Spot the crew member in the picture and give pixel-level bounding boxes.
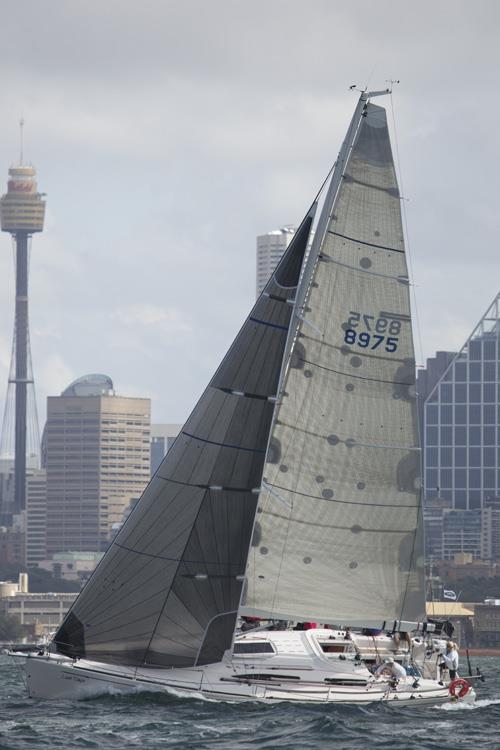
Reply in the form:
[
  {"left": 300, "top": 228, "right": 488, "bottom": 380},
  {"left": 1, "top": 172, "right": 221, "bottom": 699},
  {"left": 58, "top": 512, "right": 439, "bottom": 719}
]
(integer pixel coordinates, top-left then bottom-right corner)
[
  {"left": 393, "top": 630, "right": 412, "bottom": 650},
  {"left": 439, "top": 641, "right": 459, "bottom": 683},
  {"left": 240, "top": 616, "right": 260, "bottom": 632},
  {"left": 374, "top": 657, "right": 407, "bottom": 687}
]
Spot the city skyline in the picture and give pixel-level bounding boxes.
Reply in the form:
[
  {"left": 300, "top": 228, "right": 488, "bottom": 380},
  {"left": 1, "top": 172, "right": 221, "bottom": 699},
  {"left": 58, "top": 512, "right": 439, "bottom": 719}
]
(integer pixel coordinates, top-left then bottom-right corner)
[{"left": 1, "top": 2, "right": 500, "bottom": 430}]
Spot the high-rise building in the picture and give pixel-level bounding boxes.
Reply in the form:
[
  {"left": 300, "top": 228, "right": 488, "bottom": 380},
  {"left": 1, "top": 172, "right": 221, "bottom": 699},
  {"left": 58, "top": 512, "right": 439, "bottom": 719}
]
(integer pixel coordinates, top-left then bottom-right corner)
[
  {"left": 0, "top": 142, "right": 45, "bottom": 519},
  {"left": 418, "top": 292, "right": 500, "bottom": 559},
  {"left": 150, "top": 423, "right": 182, "bottom": 475},
  {"left": 256, "top": 226, "right": 296, "bottom": 297},
  {"left": 45, "top": 374, "right": 150, "bottom": 554},
  {"left": 26, "top": 468, "right": 47, "bottom": 566},
  {"left": 0, "top": 465, "right": 47, "bottom": 566}
]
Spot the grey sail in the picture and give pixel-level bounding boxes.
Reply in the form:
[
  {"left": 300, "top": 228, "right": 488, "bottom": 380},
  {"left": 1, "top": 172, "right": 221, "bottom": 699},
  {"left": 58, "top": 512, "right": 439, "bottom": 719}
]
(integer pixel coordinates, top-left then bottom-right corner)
[
  {"left": 53, "top": 205, "right": 315, "bottom": 667},
  {"left": 242, "top": 101, "right": 426, "bottom": 626}
]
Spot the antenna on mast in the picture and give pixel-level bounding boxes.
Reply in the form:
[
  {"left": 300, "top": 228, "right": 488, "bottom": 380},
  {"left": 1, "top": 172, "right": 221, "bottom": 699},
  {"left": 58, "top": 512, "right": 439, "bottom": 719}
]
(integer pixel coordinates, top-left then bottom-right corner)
[
  {"left": 385, "top": 79, "right": 400, "bottom": 94},
  {"left": 19, "top": 117, "right": 24, "bottom": 165}
]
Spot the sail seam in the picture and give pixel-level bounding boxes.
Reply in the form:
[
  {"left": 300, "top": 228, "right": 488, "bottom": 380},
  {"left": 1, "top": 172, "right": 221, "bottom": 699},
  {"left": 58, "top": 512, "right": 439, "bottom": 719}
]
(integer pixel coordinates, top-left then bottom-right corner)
[
  {"left": 328, "top": 230, "right": 405, "bottom": 254},
  {"left": 114, "top": 542, "right": 243, "bottom": 566},
  {"left": 342, "top": 173, "right": 400, "bottom": 197},
  {"left": 275, "top": 419, "right": 419, "bottom": 452},
  {"left": 298, "top": 357, "right": 414, "bottom": 386},
  {"left": 262, "top": 508, "right": 416, "bottom": 534},
  {"left": 350, "top": 440, "right": 419, "bottom": 451},
  {"left": 265, "top": 481, "right": 419, "bottom": 509},
  {"left": 249, "top": 316, "right": 289, "bottom": 331},
  {"left": 318, "top": 253, "right": 408, "bottom": 281},
  {"left": 182, "top": 430, "right": 266, "bottom": 453}
]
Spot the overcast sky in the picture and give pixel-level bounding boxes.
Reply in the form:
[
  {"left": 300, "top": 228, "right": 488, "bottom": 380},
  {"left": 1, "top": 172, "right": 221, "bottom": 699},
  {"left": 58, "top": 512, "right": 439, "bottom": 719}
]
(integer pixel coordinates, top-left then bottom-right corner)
[{"left": 0, "top": 0, "right": 499, "bottom": 437}]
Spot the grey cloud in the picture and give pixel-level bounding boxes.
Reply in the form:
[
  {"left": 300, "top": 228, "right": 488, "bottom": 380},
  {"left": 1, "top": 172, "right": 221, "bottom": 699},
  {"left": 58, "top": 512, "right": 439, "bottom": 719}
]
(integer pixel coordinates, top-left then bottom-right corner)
[{"left": 0, "top": 0, "right": 500, "bottom": 429}]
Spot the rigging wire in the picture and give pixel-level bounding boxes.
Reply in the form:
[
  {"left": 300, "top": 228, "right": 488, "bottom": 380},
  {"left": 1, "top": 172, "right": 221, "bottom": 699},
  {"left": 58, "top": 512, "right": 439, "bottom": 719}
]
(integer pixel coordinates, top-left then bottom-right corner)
[{"left": 388, "top": 89, "right": 425, "bottom": 371}]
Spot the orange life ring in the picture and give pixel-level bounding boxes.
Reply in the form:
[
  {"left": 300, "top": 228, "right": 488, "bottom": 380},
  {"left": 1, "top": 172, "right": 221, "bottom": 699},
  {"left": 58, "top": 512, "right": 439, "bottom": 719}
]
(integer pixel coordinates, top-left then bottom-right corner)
[{"left": 448, "top": 678, "right": 471, "bottom": 699}]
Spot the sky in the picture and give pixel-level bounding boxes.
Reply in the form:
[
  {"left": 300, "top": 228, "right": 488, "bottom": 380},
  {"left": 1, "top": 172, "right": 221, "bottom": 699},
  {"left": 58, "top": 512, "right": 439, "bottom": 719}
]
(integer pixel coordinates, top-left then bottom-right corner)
[{"left": 0, "top": 0, "right": 499, "bottom": 438}]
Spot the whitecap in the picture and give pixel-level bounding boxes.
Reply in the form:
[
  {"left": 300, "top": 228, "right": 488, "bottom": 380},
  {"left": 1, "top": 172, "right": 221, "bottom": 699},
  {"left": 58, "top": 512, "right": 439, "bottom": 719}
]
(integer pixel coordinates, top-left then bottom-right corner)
[{"left": 439, "top": 697, "right": 500, "bottom": 711}]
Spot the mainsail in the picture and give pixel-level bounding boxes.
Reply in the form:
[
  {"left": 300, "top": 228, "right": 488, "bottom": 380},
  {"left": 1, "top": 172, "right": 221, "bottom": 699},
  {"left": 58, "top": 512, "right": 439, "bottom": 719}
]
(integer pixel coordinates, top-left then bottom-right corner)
[
  {"left": 53, "top": 207, "right": 315, "bottom": 667},
  {"left": 243, "top": 99, "right": 425, "bottom": 626}
]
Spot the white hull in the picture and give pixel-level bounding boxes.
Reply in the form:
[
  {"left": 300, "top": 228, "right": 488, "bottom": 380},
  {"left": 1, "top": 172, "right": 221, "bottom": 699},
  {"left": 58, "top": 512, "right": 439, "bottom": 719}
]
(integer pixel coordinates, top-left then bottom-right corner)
[
  {"left": 21, "top": 629, "right": 473, "bottom": 707},
  {"left": 24, "top": 653, "right": 456, "bottom": 705}
]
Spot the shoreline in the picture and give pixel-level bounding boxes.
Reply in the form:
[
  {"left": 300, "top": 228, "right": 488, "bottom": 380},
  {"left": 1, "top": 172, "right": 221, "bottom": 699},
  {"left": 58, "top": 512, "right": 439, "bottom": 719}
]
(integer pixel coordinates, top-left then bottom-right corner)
[{"left": 460, "top": 648, "right": 500, "bottom": 657}]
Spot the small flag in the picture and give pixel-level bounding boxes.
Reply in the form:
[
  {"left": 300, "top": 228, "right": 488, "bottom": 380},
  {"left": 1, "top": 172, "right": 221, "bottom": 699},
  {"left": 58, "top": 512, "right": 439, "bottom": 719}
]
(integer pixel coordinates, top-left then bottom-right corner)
[{"left": 443, "top": 589, "right": 457, "bottom": 601}]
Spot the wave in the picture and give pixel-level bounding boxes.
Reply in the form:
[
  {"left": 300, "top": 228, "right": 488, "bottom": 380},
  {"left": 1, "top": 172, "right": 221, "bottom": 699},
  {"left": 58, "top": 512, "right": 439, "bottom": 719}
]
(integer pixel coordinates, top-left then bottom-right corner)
[{"left": 440, "top": 696, "right": 500, "bottom": 711}]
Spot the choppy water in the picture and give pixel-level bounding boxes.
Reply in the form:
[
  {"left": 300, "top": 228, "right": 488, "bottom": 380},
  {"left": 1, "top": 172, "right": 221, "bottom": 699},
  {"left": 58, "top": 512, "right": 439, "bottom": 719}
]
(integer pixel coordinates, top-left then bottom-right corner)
[{"left": 0, "top": 655, "right": 499, "bottom": 750}]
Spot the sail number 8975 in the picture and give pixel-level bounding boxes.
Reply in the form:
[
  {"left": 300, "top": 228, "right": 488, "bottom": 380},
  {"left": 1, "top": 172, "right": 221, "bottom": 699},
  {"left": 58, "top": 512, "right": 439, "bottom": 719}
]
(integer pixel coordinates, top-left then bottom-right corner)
[{"left": 343, "top": 311, "right": 401, "bottom": 353}]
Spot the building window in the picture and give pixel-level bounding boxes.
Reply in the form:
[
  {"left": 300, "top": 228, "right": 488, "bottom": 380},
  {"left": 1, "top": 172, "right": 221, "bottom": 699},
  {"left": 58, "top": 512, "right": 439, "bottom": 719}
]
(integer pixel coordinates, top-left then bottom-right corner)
[
  {"left": 427, "top": 405, "right": 439, "bottom": 424},
  {"left": 469, "top": 405, "right": 481, "bottom": 424},
  {"left": 426, "top": 426, "right": 438, "bottom": 445},
  {"left": 441, "top": 384, "right": 453, "bottom": 403},
  {"left": 469, "top": 340, "right": 482, "bottom": 360},
  {"left": 469, "top": 363, "right": 481, "bottom": 381},
  {"left": 441, "top": 426, "right": 453, "bottom": 445},
  {"left": 440, "top": 405, "right": 453, "bottom": 424},
  {"left": 441, "top": 447, "right": 452, "bottom": 466},
  {"left": 454, "top": 362, "right": 467, "bottom": 381},
  {"left": 469, "top": 384, "right": 481, "bottom": 403}
]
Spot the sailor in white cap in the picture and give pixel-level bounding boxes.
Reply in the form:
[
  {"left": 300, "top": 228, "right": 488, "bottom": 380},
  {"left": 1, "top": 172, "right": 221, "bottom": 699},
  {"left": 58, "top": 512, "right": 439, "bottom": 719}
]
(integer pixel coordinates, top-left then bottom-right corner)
[{"left": 374, "top": 656, "right": 407, "bottom": 686}]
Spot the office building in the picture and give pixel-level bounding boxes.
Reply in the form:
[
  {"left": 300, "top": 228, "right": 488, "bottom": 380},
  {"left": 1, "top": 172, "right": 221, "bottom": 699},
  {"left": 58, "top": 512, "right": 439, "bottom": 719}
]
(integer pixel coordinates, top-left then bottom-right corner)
[
  {"left": 0, "top": 466, "right": 47, "bottom": 567},
  {"left": 25, "top": 468, "right": 47, "bottom": 566},
  {"left": 45, "top": 374, "right": 150, "bottom": 554},
  {"left": 418, "top": 292, "right": 500, "bottom": 559},
  {"left": 256, "top": 226, "right": 296, "bottom": 297},
  {"left": 38, "top": 551, "right": 103, "bottom": 583},
  {"left": 0, "top": 521, "right": 25, "bottom": 566},
  {"left": 474, "top": 600, "right": 500, "bottom": 647},
  {"left": 0, "top": 575, "right": 76, "bottom": 638},
  {"left": 150, "top": 423, "right": 182, "bottom": 475}
]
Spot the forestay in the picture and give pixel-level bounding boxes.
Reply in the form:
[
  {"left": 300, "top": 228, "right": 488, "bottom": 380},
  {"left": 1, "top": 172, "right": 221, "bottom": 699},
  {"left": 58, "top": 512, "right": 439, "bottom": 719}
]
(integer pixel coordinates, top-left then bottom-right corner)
[
  {"left": 243, "top": 101, "right": 425, "bottom": 626},
  {"left": 53, "top": 206, "right": 316, "bottom": 667}
]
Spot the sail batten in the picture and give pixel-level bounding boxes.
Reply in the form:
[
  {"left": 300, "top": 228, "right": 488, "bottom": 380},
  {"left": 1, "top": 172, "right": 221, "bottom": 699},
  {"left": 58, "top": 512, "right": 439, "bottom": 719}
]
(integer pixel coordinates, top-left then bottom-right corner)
[{"left": 328, "top": 230, "right": 406, "bottom": 254}]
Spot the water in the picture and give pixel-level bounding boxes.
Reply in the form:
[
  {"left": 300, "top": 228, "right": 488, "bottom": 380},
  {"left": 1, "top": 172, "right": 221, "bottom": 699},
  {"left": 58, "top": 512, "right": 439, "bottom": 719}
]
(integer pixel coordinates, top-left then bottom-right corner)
[{"left": 0, "top": 655, "right": 499, "bottom": 750}]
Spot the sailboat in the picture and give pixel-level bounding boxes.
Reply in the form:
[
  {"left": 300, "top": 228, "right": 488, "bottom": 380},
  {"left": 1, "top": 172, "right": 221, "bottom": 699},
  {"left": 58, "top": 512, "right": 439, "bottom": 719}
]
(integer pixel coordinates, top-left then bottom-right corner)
[{"left": 20, "top": 90, "right": 478, "bottom": 705}]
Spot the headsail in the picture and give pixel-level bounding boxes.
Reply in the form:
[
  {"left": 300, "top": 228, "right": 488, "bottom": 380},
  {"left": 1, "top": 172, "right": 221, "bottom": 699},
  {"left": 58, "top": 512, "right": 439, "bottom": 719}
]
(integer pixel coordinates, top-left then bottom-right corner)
[
  {"left": 243, "top": 99, "right": 425, "bottom": 626},
  {"left": 54, "top": 206, "right": 316, "bottom": 667}
]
